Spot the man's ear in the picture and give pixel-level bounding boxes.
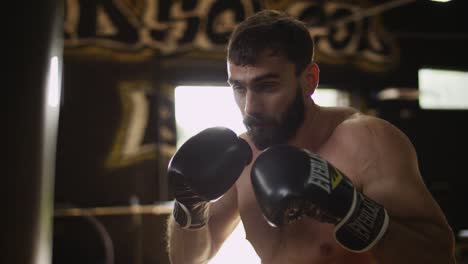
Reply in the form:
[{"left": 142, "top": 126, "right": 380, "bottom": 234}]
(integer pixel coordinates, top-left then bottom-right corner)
[{"left": 302, "top": 63, "right": 320, "bottom": 97}]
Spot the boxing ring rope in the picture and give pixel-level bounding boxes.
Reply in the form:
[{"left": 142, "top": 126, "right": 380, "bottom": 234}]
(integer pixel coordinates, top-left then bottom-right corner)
[{"left": 54, "top": 201, "right": 174, "bottom": 217}]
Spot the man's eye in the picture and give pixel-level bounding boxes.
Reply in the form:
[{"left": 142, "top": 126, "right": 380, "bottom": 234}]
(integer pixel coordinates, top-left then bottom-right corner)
[{"left": 258, "top": 83, "right": 277, "bottom": 91}]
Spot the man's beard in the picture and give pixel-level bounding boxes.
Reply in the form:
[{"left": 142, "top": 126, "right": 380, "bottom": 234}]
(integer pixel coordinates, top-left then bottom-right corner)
[{"left": 243, "top": 86, "right": 305, "bottom": 150}]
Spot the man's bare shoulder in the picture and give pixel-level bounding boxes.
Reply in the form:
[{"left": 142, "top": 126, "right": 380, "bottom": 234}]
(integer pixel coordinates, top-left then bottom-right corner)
[
  {"left": 329, "top": 112, "right": 419, "bottom": 181},
  {"left": 324, "top": 111, "right": 372, "bottom": 150},
  {"left": 325, "top": 112, "right": 415, "bottom": 165},
  {"left": 333, "top": 112, "right": 411, "bottom": 149}
]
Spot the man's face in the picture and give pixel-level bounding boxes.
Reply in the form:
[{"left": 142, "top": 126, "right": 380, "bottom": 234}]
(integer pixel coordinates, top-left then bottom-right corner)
[{"left": 227, "top": 52, "right": 306, "bottom": 150}]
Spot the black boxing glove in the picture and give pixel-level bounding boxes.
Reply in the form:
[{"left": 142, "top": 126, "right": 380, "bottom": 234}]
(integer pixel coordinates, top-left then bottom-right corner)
[
  {"left": 251, "top": 144, "right": 389, "bottom": 252},
  {"left": 168, "top": 127, "right": 252, "bottom": 229}
]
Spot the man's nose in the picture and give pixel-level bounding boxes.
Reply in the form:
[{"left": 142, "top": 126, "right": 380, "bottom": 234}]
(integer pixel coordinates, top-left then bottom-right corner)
[{"left": 244, "top": 90, "right": 261, "bottom": 116}]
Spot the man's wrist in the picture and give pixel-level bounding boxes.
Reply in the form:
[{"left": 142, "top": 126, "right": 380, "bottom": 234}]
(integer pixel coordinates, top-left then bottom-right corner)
[
  {"left": 334, "top": 190, "right": 389, "bottom": 252},
  {"left": 173, "top": 200, "right": 210, "bottom": 229}
]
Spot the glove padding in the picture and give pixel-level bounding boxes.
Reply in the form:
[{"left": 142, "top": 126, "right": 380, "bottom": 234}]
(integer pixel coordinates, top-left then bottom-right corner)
[
  {"left": 251, "top": 144, "right": 389, "bottom": 252},
  {"left": 168, "top": 127, "right": 252, "bottom": 229}
]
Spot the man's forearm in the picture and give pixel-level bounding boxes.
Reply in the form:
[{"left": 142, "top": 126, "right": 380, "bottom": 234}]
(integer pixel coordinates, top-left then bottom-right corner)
[
  {"left": 167, "top": 216, "right": 212, "bottom": 264},
  {"left": 372, "top": 218, "right": 455, "bottom": 264}
]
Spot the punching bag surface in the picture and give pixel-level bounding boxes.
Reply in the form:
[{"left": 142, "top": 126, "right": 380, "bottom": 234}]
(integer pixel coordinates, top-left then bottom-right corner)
[{"left": 7, "top": 0, "right": 63, "bottom": 263}]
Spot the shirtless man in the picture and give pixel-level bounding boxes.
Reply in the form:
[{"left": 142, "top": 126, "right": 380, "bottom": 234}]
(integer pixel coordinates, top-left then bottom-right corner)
[{"left": 166, "top": 10, "right": 455, "bottom": 264}]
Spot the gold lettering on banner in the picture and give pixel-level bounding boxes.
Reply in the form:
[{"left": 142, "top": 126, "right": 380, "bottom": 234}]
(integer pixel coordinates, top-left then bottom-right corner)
[
  {"left": 64, "top": 0, "right": 398, "bottom": 71},
  {"left": 261, "top": 0, "right": 295, "bottom": 10},
  {"left": 285, "top": 1, "right": 397, "bottom": 72},
  {"left": 106, "top": 81, "right": 157, "bottom": 168}
]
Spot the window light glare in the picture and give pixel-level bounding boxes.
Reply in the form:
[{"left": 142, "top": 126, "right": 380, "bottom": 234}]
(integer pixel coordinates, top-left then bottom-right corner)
[
  {"left": 313, "top": 88, "right": 350, "bottom": 107},
  {"left": 459, "top": 229, "right": 468, "bottom": 238},
  {"left": 47, "top": 56, "right": 60, "bottom": 108},
  {"left": 174, "top": 86, "right": 245, "bottom": 147},
  {"left": 418, "top": 68, "right": 468, "bottom": 110}
]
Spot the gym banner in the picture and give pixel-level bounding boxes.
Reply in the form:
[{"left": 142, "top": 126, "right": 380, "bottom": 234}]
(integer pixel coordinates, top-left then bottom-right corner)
[
  {"left": 56, "top": 0, "right": 399, "bottom": 206},
  {"left": 64, "top": 0, "right": 399, "bottom": 71}
]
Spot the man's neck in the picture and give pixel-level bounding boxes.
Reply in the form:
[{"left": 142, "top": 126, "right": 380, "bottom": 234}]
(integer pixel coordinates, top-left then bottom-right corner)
[{"left": 289, "top": 101, "right": 326, "bottom": 151}]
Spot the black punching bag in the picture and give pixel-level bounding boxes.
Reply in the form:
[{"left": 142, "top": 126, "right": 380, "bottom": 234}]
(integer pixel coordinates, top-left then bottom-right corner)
[{"left": 6, "top": 0, "right": 63, "bottom": 263}]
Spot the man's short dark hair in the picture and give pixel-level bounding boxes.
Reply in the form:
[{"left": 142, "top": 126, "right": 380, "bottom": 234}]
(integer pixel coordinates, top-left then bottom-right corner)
[{"left": 227, "top": 9, "right": 314, "bottom": 75}]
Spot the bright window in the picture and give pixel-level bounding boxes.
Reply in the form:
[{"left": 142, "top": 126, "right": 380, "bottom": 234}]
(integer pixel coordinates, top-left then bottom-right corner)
[{"left": 419, "top": 68, "right": 468, "bottom": 110}]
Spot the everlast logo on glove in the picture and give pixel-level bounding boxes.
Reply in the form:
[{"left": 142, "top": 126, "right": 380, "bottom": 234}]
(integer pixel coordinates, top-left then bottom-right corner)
[
  {"left": 306, "top": 152, "right": 331, "bottom": 193},
  {"left": 334, "top": 192, "right": 389, "bottom": 252},
  {"left": 305, "top": 151, "right": 345, "bottom": 194},
  {"left": 346, "top": 195, "right": 383, "bottom": 242}
]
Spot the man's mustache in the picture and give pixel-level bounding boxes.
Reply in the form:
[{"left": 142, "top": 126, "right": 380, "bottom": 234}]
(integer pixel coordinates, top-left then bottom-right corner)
[{"left": 243, "top": 114, "right": 276, "bottom": 128}]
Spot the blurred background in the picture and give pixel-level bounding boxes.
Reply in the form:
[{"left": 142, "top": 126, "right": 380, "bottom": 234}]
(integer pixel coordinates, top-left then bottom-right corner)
[{"left": 8, "top": 0, "right": 467, "bottom": 263}]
